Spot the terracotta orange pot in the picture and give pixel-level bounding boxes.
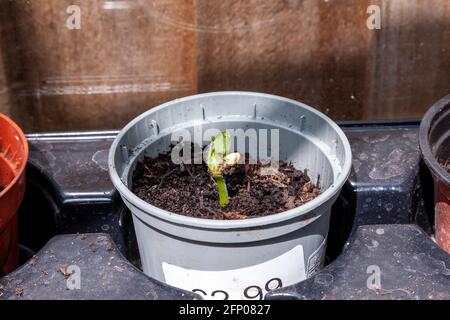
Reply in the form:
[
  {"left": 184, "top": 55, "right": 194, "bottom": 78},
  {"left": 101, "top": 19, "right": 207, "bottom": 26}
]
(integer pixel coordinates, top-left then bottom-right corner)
[
  {"left": 419, "top": 95, "right": 450, "bottom": 254},
  {"left": 0, "top": 113, "right": 28, "bottom": 276}
]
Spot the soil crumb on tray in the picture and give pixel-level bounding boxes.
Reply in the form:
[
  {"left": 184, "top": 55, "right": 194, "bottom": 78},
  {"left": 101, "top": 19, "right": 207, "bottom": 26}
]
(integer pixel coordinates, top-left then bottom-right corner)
[{"left": 132, "top": 147, "right": 321, "bottom": 220}]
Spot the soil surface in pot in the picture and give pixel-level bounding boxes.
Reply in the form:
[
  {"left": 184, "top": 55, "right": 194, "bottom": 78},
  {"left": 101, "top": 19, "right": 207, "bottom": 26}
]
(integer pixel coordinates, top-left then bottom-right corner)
[{"left": 132, "top": 146, "right": 321, "bottom": 220}]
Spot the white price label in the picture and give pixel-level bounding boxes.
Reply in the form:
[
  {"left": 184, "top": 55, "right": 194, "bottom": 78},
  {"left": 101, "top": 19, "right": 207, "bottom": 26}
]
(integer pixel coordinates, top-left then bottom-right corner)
[{"left": 162, "top": 245, "right": 306, "bottom": 300}]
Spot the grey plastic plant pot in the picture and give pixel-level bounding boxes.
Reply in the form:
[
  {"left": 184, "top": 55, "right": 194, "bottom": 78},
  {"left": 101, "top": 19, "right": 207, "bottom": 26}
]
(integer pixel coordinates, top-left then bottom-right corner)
[{"left": 109, "top": 92, "right": 352, "bottom": 300}]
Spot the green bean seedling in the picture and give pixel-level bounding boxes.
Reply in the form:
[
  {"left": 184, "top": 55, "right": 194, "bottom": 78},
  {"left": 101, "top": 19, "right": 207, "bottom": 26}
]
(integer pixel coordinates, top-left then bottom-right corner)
[{"left": 207, "top": 130, "right": 240, "bottom": 207}]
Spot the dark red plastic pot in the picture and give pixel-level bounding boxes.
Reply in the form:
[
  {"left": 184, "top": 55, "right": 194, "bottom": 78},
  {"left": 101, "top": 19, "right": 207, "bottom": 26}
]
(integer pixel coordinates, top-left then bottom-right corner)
[
  {"left": 0, "top": 113, "right": 28, "bottom": 276},
  {"left": 419, "top": 95, "right": 450, "bottom": 254}
]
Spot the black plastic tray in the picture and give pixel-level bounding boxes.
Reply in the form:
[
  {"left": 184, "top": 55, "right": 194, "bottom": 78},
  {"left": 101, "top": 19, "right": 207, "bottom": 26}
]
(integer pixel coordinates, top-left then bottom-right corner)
[{"left": 1, "top": 121, "right": 449, "bottom": 300}]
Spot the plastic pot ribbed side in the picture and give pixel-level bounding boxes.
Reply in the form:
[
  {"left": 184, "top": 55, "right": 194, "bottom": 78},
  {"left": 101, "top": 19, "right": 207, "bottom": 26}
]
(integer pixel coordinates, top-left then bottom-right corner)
[
  {"left": 0, "top": 114, "right": 28, "bottom": 276},
  {"left": 109, "top": 92, "right": 352, "bottom": 299},
  {"left": 419, "top": 95, "right": 450, "bottom": 254}
]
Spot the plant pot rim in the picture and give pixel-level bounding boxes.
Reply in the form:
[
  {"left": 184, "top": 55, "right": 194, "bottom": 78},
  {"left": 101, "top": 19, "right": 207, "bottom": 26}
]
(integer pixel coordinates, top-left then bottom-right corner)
[
  {"left": 419, "top": 94, "right": 450, "bottom": 187},
  {"left": 0, "top": 113, "right": 28, "bottom": 198},
  {"left": 109, "top": 91, "right": 352, "bottom": 229}
]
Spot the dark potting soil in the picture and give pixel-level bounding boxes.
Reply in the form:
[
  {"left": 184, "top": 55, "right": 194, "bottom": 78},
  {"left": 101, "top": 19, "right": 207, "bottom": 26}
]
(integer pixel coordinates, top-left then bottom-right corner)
[{"left": 132, "top": 146, "right": 321, "bottom": 220}]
